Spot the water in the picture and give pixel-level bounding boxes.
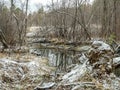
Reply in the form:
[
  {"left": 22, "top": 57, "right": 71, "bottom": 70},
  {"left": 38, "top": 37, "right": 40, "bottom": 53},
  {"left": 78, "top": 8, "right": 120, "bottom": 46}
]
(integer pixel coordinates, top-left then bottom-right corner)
[{"left": 31, "top": 48, "right": 79, "bottom": 71}]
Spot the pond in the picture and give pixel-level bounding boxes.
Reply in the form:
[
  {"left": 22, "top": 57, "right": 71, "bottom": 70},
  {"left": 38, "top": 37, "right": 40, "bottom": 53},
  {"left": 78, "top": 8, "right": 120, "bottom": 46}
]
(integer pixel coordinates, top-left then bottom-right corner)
[
  {"left": 31, "top": 48, "right": 80, "bottom": 72},
  {"left": 29, "top": 42, "right": 91, "bottom": 72}
]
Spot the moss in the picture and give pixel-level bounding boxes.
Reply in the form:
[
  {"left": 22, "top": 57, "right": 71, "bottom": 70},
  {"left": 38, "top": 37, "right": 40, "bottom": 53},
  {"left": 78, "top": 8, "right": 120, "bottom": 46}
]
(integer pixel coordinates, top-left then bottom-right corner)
[{"left": 108, "top": 34, "right": 116, "bottom": 45}]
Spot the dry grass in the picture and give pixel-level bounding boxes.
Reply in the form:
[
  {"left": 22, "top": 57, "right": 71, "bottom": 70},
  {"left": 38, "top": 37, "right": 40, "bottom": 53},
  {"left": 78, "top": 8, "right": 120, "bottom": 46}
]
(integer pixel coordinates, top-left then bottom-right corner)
[{"left": 0, "top": 53, "right": 8, "bottom": 58}]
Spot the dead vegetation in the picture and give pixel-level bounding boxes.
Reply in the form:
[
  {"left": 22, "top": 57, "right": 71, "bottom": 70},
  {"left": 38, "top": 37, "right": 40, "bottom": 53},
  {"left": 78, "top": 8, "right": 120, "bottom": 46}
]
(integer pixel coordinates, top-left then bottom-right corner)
[
  {"left": 0, "top": 0, "right": 120, "bottom": 90},
  {"left": 54, "top": 41, "right": 120, "bottom": 90}
]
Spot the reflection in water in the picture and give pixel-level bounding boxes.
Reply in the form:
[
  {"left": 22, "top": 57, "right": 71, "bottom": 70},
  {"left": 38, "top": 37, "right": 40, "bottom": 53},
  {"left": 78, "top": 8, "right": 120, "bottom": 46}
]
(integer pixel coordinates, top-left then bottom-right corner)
[{"left": 35, "top": 48, "right": 78, "bottom": 71}]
